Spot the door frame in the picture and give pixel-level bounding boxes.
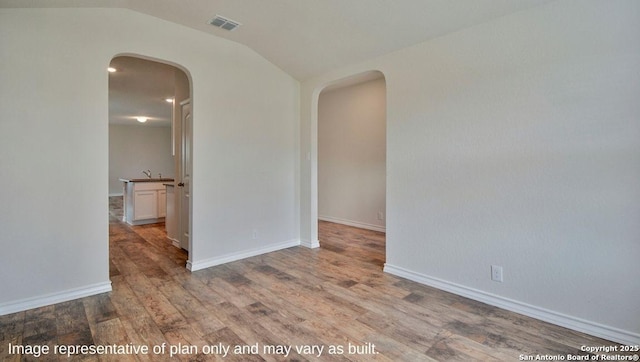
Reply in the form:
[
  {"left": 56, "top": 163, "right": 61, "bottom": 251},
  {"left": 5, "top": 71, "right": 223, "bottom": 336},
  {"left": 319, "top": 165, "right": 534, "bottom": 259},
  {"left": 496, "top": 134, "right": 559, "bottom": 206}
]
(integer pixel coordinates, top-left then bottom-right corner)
[{"left": 178, "top": 99, "right": 193, "bottom": 257}]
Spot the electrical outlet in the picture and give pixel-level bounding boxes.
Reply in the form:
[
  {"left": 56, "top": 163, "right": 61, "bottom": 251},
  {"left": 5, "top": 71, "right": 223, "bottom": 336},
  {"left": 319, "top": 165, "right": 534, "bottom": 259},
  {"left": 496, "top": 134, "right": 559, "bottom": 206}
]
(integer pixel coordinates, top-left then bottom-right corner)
[
  {"left": 252, "top": 230, "right": 258, "bottom": 239},
  {"left": 491, "top": 265, "right": 503, "bottom": 282},
  {"left": 377, "top": 211, "right": 384, "bottom": 220}
]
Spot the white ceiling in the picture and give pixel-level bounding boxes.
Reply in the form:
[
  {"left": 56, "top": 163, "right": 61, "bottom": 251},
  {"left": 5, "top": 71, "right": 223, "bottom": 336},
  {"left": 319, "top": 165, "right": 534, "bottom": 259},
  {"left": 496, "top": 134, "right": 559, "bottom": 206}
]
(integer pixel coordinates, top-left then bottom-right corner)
[
  {"left": 108, "top": 56, "right": 179, "bottom": 127},
  {"left": 2, "top": 0, "right": 552, "bottom": 81},
  {"left": 2, "top": 0, "right": 552, "bottom": 126}
]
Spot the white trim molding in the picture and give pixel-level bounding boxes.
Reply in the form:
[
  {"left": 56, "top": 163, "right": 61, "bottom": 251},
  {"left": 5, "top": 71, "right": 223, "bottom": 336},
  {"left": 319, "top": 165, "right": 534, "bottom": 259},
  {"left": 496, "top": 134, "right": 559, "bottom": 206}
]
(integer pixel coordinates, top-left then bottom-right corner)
[
  {"left": 383, "top": 264, "right": 640, "bottom": 346},
  {"left": 188, "top": 239, "right": 301, "bottom": 271},
  {"left": 0, "top": 281, "right": 112, "bottom": 316},
  {"left": 300, "top": 239, "right": 320, "bottom": 249},
  {"left": 319, "top": 215, "right": 386, "bottom": 233},
  {"left": 168, "top": 237, "right": 180, "bottom": 248}
]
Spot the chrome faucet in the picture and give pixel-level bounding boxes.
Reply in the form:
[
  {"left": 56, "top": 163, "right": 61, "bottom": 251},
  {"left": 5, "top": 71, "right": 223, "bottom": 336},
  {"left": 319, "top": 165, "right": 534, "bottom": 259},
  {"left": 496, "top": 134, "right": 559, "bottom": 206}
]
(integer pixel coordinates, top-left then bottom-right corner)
[{"left": 142, "top": 169, "right": 152, "bottom": 179}]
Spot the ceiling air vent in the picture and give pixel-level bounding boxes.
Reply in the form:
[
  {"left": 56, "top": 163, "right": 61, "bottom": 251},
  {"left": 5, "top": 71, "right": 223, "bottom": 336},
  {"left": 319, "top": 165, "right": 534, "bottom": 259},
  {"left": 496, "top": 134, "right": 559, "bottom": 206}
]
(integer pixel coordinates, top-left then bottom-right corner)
[{"left": 208, "top": 15, "right": 241, "bottom": 31}]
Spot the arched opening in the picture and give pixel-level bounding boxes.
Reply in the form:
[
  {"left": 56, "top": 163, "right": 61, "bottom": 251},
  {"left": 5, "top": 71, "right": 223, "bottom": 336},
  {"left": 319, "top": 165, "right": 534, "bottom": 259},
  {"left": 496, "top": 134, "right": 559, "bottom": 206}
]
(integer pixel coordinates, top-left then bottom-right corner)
[
  {"left": 108, "top": 54, "right": 193, "bottom": 270},
  {"left": 316, "top": 70, "right": 387, "bottom": 266}
]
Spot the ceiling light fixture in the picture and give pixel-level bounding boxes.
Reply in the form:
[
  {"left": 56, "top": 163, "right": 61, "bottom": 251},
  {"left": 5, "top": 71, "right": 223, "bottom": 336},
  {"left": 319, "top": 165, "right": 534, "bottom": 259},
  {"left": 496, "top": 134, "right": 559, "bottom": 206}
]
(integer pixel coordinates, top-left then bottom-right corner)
[
  {"left": 165, "top": 98, "right": 174, "bottom": 103},
  {"left": 208, "top": 15, "right": 241, "bottom": 31},
  {"left": 107, "top": 67, "right": 117, "bottom": 73},
  {"left": 135, "top": 117, "right": 148, "bottom": 123}
]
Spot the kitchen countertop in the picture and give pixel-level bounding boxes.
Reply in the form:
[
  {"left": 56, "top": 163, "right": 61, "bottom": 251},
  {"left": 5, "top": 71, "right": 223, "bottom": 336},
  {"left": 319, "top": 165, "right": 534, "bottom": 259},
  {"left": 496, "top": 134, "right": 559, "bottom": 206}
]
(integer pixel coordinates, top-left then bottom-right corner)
[{"left": 119, "top": 178, "right": 175, "bottom": 183}]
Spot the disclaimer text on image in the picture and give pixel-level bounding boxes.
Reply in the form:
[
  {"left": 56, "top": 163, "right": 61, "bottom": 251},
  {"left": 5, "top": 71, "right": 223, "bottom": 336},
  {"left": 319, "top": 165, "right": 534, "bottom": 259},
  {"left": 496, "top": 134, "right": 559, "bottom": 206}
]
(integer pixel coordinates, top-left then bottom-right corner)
[{"left": 7, "top": 341, "right": 379, "bottom": 359}]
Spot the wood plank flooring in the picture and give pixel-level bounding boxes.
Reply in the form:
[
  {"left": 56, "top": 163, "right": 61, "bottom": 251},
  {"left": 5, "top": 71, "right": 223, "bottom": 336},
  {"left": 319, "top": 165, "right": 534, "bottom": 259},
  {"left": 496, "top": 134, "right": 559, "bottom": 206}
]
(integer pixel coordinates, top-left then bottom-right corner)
[{"left": 0, "top": 197, "right": 630, "bottom": 361}]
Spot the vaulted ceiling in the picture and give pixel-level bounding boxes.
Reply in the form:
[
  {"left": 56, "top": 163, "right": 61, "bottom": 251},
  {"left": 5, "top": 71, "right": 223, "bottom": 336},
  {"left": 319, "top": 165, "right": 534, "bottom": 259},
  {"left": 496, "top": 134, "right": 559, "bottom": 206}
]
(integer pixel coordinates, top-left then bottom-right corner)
[
  {"left": 1, "top": 0, "right": 551, "bottom": 80},
  {"left": 2, "top": 0, "right": 552, "bottom": 126}
]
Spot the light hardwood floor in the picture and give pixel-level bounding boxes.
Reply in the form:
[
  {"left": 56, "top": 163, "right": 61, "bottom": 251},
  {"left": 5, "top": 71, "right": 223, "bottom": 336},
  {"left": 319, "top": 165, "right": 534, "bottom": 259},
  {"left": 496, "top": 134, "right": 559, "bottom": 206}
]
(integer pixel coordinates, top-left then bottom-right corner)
[{"left": 0, "top": 197, "right": 628, "bottom": 361}]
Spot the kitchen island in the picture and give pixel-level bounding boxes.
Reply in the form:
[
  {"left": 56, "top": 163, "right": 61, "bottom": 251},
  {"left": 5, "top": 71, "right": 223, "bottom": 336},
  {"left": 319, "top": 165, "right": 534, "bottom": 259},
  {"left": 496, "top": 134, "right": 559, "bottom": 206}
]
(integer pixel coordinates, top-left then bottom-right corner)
[{"left": 120, "top": 178, "right": 174, "bottom": 225}]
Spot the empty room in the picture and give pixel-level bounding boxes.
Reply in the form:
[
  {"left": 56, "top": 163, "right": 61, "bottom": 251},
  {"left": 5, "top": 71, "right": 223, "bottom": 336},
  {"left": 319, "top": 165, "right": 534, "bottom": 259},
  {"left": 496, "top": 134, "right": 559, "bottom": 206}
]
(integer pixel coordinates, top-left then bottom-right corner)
[{"left": 1, "top": 0, "right": 638, "bottom": 360}]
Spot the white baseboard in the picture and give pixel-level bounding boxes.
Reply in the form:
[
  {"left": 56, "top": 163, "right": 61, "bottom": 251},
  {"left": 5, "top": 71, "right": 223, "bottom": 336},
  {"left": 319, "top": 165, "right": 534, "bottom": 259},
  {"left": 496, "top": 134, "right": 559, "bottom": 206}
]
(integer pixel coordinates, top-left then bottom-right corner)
[
  {"left": 300, "top": 239, "right": 320, "bottom": 249},
  {"left": 188, "top": 239, "right": 301, "bottom": 271},
  {"left": 319, "top": 215, "right": 386, "bottom": 233},
  {"left": 108, "top": 193, "right": 123, "bottom": 197},
  {"left": 0, "top": 281, "right": 112, "bottom": 316},
  {"left": 383, "top": 264, "right": 639, "bottom": 346},
  {"left": 167, "top": 237, "right": 180, "bottom": 248}
]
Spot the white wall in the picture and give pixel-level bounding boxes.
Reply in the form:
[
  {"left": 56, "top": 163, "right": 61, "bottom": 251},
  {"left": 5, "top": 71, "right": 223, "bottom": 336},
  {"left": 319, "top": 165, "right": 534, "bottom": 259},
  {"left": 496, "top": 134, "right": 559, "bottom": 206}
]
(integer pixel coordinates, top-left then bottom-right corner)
[
  {"left": 318, "top": 78, "right": 386, "bottom": 231},
  {"left": 0, "top": 7, "right": 299, "bottom": 313},
  {"left": 109, "top": 125, "right": 174, "bottom": 195},
  {"left": 300, "top": 0, "right": 640, "bottom": 344}
]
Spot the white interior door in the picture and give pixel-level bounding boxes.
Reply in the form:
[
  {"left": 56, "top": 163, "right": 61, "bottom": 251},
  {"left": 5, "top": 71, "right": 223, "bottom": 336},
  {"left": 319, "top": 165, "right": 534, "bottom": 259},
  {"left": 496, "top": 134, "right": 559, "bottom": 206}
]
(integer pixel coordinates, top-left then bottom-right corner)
[{"left": 179, "top": 100, "right": 192, "bottom": 251}]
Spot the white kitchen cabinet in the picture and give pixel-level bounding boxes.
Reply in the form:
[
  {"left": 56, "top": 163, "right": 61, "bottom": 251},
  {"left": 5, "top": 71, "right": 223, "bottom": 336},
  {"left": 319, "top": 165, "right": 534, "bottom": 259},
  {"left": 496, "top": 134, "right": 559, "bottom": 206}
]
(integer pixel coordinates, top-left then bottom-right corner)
[
  {"left": 133, "top": 190, "right": 158, "bottom": 220},
  {"left": 121, "top": 179, "right": 172, "bottom": 225}
]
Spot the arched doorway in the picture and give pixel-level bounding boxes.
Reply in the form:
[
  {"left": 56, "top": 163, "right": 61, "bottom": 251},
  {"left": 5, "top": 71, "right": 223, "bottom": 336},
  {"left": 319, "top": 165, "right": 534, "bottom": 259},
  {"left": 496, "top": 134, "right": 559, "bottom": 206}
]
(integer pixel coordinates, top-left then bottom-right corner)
[
  {"left": 316, "top": 70, "right": 387, "bottom": 265},
  {"left": 108, "top": 54, "right": 193, "bottom": 267}
]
